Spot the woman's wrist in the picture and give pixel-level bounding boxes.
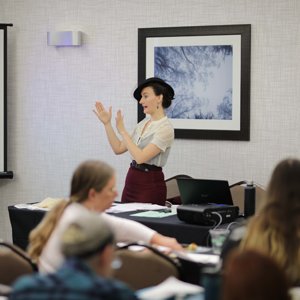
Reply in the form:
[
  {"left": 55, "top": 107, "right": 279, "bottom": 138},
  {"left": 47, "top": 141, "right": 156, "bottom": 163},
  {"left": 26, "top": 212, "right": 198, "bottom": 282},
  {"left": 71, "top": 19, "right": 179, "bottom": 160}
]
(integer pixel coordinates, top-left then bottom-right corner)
[
  {"left": 104, "top": 121, "right": 112, "bottom": 127},
  {"left": 150, "top": 233, "right": 182, "bottom": 250},
  {"left": 119, "top": 129, "right": 128, "bottom": 137}
]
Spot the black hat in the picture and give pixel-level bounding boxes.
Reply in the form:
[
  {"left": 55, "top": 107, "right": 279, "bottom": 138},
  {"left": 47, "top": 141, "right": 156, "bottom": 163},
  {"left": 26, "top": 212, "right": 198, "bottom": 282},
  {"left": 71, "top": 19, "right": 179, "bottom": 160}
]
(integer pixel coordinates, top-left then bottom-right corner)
[{"left": 133, "top": 77, "right": 175, "bottom": 101}]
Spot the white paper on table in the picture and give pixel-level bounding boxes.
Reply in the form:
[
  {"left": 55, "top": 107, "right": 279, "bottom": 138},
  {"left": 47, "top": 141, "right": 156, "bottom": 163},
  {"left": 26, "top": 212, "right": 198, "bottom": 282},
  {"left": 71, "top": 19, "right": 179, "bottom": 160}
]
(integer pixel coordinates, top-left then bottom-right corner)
[
  {"left": 175, "top": 251, "right": 220, "bottom": 265},
  {"left": 14, "top": 198, "right": 66, "bottom": 211},
  {"left": 289, "top": 287, "right": 300, "bottom": 300},
  {"left": 137, "top": 276, "right": 203, "bottom": 300},
  {"left": 105, "top": 202, "right": 166, "bottom": 213},
  {"left": 14, "top": 204, "right": 49, "bottom": 211},
  {"left": 15, "top": 202, "right": 167, "bottom": 213}
]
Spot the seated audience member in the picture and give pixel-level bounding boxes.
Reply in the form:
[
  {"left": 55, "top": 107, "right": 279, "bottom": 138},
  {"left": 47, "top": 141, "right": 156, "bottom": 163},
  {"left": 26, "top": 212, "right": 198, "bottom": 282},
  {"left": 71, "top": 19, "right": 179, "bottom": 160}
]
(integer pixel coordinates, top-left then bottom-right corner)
[
  {"left": 10, "top": 212, "right": 138, "bottom": 300},
  {"left": 28, "top": 160, "right": 182, "bottom": 273},
  {"left": 222, "top": 249, "right": 291, "bottom": 300},
  {"left": 239, "top": 158, "right": 300, "bottom": 286}
]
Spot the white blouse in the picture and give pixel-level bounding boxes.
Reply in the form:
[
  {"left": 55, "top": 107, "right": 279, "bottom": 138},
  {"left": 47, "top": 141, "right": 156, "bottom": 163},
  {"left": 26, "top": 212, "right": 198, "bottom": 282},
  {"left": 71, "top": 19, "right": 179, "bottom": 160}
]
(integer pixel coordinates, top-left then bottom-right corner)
[
  {"left": 38, "top": 203, "right": 156, "bottom": 273},
  {"left": 131, "top": 116, "right": 174, "bottom": 167}
]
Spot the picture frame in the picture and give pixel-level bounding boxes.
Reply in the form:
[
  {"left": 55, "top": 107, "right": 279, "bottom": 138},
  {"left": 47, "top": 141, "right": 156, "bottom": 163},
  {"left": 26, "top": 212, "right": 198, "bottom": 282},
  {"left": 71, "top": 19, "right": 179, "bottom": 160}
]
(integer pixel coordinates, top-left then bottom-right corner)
[{"left": 137, "top": 24, "right": 251, "bottom": 140}]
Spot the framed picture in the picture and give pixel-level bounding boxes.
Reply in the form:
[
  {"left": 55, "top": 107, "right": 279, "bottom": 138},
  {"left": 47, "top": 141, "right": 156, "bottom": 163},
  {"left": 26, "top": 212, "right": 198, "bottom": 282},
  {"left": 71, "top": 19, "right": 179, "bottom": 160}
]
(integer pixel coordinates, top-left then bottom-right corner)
[{"left": 137, "top": 24, "right": 251, "bottom": 140}]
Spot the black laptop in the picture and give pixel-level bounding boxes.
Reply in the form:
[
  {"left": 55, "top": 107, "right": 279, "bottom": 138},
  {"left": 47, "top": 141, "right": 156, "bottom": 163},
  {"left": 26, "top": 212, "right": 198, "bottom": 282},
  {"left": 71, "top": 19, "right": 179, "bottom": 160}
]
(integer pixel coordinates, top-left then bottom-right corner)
[{"left": 176, "top": 178, "right": 233, "bottom": 206}]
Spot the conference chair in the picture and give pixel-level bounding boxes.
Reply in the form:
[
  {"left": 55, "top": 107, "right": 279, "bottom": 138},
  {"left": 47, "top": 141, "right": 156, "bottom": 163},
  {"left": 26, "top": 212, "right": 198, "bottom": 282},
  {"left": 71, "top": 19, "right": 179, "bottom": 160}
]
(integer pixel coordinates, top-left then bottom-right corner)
[
  {"left": 229, "top": 181, "right": 266, "bottom": 215},
  {"left": 113, "top": 243, "right": 182, "bottom": 291},
  {"left": 165, "top": 174, "right": 193, "bottom": 204},
  {"left": 0, "top": 283, "right": 11, "bottom": 298},
  {"left": 0, "top": 240, "right": 38, "bottom": 286}
]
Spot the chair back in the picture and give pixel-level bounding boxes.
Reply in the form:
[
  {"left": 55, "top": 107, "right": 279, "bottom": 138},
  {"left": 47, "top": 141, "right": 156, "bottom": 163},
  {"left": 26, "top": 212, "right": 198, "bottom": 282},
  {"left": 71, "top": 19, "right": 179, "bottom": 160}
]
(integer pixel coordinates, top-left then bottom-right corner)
[
  {"left": 113, "top": 243, "right": 181, "bottom": 290},
  {"left": 165, "top": 174, "right": 193, "bottom": 204},
  {"left": 230, "top": 181, "right": 266, "bottom": 215},
  {"left": 0, "top": 283, "right": 11, "bottom": 297},
  {"left": 0, "top": 241, "right": 37, "bottom": 286}
]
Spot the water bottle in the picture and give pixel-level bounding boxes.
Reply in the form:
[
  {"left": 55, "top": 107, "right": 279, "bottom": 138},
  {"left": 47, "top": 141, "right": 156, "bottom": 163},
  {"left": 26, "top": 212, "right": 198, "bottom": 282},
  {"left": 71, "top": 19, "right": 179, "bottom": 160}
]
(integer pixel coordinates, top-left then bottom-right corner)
[
  {"left": 201, "top": 266, "right": 222, "bottom": 300},
  {"left": 244, "top": 181, "right": 256, "bottom": 218}
]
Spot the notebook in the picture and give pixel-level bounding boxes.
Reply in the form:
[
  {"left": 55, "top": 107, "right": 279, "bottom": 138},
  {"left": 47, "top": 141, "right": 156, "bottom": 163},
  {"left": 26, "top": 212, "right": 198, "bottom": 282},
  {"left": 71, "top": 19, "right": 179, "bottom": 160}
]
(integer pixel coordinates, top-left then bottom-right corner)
[{"left": 176, "top": 178, "right": 233, "bottom": 206}]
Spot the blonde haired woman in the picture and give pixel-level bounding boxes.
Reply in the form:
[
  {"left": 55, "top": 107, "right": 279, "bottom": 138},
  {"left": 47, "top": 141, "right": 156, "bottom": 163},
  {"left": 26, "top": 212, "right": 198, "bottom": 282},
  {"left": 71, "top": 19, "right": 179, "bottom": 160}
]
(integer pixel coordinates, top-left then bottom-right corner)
[
  {"left": 240, "top": 158, "right": 300, "bottom": 286},
  {"left": 28, "top": 160, "right": 181, "bottom": 273}
]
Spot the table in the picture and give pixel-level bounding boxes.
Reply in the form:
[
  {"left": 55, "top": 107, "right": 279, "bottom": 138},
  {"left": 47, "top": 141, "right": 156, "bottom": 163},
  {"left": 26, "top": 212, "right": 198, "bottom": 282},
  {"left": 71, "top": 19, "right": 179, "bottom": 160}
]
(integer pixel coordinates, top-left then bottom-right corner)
[
  {"left": 8, "top": 205, "right": 215, "bottom": 251},
  {"left": 8, "top": 204, "right": 236, "bottom": 286}
]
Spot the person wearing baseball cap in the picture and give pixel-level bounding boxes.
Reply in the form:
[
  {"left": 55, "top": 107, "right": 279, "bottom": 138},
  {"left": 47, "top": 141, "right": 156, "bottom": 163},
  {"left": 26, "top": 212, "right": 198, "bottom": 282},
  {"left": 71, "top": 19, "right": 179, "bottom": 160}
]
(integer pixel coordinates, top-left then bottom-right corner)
[
  {"left": 10, "top": 212, "right": 138, "bottom": 300},
  {"left": 94, "top": 77, "right": 175, "bottom": 206}
]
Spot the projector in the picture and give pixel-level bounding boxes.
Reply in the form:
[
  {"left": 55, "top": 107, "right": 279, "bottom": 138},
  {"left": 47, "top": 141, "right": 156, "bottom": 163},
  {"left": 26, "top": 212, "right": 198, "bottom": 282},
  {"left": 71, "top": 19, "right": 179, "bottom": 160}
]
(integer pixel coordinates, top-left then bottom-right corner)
[{"left": 177, "top": 204, "right": 239, "bottom": 225}]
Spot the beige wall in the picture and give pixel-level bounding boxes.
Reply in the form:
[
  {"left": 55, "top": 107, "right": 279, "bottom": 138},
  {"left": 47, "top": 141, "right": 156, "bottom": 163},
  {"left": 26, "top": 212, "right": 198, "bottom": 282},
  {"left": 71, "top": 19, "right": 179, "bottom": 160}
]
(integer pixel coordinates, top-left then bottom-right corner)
[{"left": 1, "top": 0, "right": 300, "bottom": 241}]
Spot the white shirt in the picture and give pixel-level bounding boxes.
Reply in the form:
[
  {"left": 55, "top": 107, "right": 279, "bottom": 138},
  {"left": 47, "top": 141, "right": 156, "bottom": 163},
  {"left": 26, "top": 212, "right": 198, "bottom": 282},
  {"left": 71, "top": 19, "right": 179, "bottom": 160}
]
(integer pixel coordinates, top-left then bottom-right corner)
[
  {"left": 131, "top": 116, "right": 174, "bottom": 167},
  {"left": 39, "top": 203, "right": 156, "bottom": 273}
]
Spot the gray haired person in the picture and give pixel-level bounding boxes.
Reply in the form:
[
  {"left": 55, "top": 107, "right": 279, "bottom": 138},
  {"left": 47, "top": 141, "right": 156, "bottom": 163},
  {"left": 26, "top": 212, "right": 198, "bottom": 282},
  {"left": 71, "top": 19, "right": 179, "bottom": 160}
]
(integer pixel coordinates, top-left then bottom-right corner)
[{"left": 10, "top": 212, "right": 138, "bottom": 300}]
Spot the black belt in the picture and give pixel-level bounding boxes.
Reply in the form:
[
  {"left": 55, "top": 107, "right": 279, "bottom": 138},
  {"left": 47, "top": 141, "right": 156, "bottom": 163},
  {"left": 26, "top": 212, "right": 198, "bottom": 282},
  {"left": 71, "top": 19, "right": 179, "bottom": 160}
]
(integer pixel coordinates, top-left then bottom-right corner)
[{"left": 130, "top": 160, "right": 162, "bottom": 172}]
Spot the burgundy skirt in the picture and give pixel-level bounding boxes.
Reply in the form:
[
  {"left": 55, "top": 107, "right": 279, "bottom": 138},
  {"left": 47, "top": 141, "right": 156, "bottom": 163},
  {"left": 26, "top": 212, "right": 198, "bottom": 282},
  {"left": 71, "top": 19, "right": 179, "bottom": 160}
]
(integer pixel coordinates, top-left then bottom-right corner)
[{"left": 121, "top": 166, "right": 167, "bottom": 206}]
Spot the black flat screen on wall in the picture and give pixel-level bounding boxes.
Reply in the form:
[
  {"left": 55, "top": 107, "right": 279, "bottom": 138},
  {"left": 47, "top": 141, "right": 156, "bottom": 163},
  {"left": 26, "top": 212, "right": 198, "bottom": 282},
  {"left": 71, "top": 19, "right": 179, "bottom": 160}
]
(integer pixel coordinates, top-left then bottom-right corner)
[{"left": 0, "top": 24, "right": 13, "bottom": 179}]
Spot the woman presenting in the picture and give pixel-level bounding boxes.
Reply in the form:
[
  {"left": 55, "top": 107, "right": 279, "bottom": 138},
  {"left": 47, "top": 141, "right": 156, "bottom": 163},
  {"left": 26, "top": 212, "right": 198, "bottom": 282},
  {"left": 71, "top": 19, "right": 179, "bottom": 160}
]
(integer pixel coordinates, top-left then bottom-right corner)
[{"left": 94, "top": 77, "right": 175, "bottom": 206}]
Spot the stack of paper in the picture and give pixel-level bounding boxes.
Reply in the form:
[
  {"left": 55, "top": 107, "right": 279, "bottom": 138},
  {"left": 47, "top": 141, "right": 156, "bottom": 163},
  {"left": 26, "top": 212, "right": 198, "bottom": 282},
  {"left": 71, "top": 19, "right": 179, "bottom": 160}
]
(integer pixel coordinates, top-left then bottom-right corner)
[
  {"left": 105, "top": 202, "right": 166, "bottom": 213},
  {"left": 136, "top": 276, "right": 203, "bottom": 300}
]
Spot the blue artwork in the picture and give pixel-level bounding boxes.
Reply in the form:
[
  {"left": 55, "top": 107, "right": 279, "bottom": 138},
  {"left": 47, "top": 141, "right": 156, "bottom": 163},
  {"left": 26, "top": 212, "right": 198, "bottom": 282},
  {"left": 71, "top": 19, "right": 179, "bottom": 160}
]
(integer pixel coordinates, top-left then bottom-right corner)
[{"left": 154, "top": 45, "right": 233, "bottom": 120}]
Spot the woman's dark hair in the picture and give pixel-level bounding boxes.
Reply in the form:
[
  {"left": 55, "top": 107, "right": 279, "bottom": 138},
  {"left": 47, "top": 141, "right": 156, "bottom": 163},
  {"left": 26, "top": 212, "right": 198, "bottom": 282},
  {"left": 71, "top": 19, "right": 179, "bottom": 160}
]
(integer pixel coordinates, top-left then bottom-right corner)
[
  {"left": 147, "top": 82, "right": 174, "bottom": 108},
  {"left": 222, "top": 250, "right": 291, "bottom": 300}
]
